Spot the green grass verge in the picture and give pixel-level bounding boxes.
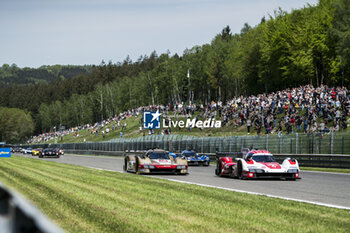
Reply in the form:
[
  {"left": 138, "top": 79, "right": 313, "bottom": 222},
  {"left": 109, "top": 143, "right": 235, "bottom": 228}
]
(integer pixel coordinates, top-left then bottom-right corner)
[
  {"left": 0, "top": 156, "right": 349, "bottom": 233},
  {"left": 301, "top": 167, "right": 350, "bottom": 174}
]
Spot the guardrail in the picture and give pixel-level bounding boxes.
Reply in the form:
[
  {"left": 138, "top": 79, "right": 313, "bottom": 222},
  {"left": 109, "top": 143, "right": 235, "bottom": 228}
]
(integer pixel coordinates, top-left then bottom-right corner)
[
  {"left": 61, "top": 149, "right": 350, "bottom": 169},
  {"left": 22, "top": 132, "right": 350, "bottom": 155},
  {"left": 63, "top": 149, "right": 125, "bottom": 157},
  {"left": 0, "top": 182, "right": 63, "bottom": 233}
]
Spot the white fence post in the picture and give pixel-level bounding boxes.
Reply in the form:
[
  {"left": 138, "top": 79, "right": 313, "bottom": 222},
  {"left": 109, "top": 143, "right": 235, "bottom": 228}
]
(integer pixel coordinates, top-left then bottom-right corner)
[{"left": 296, "top": 133, "right": 298, "bottom": 154}]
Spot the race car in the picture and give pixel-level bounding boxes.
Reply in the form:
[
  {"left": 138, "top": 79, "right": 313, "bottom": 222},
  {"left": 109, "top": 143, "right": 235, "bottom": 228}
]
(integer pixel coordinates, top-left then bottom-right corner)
[
  {"left": 32, "top": 148, "right": 42, "bottom": 156},
  {"left": 215, "top": 149, "right": 300, "bottom": 180},
  {"left": 24, "top": 148, "right": 33, "bottom": 154},
  {"left": 39, "top": 148, "right": 61, "bottom": 158},
  {"left": 180, "top": 150, "right": 210, "bottom": 166},
  {"left": 124, "top": 149, "right": 188, "bottom": 175}
]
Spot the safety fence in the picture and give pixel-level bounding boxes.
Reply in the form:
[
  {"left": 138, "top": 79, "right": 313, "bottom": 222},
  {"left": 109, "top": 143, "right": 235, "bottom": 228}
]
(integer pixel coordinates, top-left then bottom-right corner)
[
  {"left": 0, "top": 182, "right": 63, "bottom": 233},
  {"left": 29, "top": 132, "right": 350, "bottom": 155}
]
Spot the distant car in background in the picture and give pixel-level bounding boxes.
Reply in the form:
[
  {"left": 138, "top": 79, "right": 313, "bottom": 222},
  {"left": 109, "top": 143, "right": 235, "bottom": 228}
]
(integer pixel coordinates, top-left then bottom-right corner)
[
  {"left": 180, "top": 150, "right": 210, "bottom": 166},
  {"left": 32, "top": 148, "right": 42, "bottom": 156},
  {"left": 39, "top": 148, "right": 60, "bottom": 158},
  {"left": 14, "top": 147, "right": 22, "bottom": 153},
  {"left": 24, "top": 148, "right": 33, "bottom": 154}
]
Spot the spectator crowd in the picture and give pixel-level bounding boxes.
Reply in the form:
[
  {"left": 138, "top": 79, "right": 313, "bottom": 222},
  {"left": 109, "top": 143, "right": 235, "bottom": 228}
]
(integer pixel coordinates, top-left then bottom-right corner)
[{"left": 28, "top": 85, "right": 350, "bottom": 143}]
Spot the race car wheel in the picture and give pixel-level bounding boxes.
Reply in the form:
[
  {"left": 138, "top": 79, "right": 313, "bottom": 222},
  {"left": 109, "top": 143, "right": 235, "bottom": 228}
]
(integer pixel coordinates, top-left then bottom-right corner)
[
  {"left": 204, "top": 160, "right": 210, "bottom": 166},
  {"left": 135, "top": 156, "right": 140, "bottom": 174},
  {"left": 215, "top": 160, "right": 219, "bottom": 175},
  {"left": 39, "top": 154, "right": 43, "bottom": 158},
  {"left": 123, "top": 157, "right": 128, "bottom": 171},
  {"left": 237, "top": 160, "right": 244, "bottom": 179},
  {"left": 218, "top": 162, "right": 223, "bottom": 177},
  {"left": 287, "top": 173, "right": 297, "bottom": 181},
  {"left": 215, "top": 165, "right": 219, "bottom": 176},
  {"left": 229, "top": 167, "right": 235, "bottom": 178}
]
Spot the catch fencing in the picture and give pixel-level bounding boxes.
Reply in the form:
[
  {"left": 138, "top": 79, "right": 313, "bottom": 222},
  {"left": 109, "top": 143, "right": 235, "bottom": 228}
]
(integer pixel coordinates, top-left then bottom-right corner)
[{"left": 32, "top": 132, "right": 350, "bottom": 155}]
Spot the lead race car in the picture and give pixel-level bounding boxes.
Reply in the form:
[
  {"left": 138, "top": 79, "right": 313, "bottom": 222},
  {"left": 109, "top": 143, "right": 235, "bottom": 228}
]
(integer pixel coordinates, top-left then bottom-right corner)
[
  {"left": 215, "top": 149, "right": 300, "bottom": 180},
  {"left": 124, "top": 149, "right": 188, "bottom": 175}
]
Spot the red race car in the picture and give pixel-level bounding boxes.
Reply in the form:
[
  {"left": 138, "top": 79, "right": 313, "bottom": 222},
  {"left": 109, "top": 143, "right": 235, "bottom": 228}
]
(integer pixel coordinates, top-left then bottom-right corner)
[{"left": 215, "top": 149, "right": 300, "bottom": 180}]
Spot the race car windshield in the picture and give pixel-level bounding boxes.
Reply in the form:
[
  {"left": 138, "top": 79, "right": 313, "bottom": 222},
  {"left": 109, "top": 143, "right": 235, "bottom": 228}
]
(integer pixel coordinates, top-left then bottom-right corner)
[
  {"left": 252, "top": 155, "right": 276, "bottom": 162},
  {"left": 183, "top": 152, "right": 196, "bottom": 157},
  {"left": 149, "top": 153, "right": 170, "bottom": 160}
]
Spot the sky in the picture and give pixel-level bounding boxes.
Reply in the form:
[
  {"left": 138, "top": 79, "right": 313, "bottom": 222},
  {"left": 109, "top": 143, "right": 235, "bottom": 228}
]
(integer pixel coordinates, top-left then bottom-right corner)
[{"left": 0, "top": 0, "right": 319, "bottom": 68}]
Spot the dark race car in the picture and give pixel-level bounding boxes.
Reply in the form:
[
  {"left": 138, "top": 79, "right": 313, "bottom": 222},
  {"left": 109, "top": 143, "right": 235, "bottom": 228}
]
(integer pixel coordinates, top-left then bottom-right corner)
[{"left": 39, "top": 148, "right": 61, "bottom": 158}]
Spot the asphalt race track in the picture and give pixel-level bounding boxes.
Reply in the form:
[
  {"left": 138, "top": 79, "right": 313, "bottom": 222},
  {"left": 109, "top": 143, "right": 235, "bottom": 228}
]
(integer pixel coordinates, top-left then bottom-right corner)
[{"left": 15, "top": 153, "right": 350, "bottom": 209}]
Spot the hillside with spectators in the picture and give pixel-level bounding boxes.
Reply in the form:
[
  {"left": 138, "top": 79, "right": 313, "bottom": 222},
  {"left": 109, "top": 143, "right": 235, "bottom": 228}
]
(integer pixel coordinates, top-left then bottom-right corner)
[
  {"left": 27, "top": 85, "right": 350, "bottom": 144},
  {"left": 1, "top": 0, "right": 350, "bottom": 144}
]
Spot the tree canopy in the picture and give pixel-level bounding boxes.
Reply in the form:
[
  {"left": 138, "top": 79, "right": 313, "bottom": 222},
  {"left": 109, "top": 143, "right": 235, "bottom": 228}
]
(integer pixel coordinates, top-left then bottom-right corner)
[{"left": 0, "top": 0, "right": 349, "bottom": 140}]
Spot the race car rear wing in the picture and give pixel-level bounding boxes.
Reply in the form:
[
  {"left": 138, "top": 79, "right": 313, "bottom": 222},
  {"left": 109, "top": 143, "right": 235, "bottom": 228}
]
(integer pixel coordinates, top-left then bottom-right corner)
[{"left": 216, "top": 148, "right": 251, "bottom": 160}]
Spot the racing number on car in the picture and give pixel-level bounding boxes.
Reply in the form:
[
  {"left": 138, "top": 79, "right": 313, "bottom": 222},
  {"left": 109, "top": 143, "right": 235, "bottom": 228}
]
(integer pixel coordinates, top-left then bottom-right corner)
[{"left": 128, "top": 161, "right": 135, "bottom": 170}]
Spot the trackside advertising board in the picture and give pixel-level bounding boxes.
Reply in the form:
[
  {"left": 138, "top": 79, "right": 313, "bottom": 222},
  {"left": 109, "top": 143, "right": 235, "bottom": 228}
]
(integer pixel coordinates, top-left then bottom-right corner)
[{"left": 0, "top": 148, "right": 11, "bottom": 157}]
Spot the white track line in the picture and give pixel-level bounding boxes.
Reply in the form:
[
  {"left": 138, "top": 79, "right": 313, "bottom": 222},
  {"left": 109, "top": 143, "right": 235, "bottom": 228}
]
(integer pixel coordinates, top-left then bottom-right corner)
[
  {"left": 84, "top": 166, "right": 350, "bottom": 211},
  {"left": 156, "top": 177, "right": 350, "bottom": 211},
  {"left": 301, "top": 170, "right": 350, "bottom": 176},
  {"left": 67, "top": 155, "right": 350, "bottom": 176}
]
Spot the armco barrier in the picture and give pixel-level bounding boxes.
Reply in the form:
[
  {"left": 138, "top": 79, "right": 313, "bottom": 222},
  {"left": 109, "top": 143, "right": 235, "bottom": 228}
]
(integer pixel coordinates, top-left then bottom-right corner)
[
  {"left": 0, "top": 182, "right": 63, "bottom": 233},
  {"left": 60, "top": 149, "right": 350, "bottom": 169},
  {"left": 27, "top": 132, "right": 350, "bottom": 155},
  {"left": 24, "top": 132, "right": 350, "bottom": 168},
  {"left": 63, "top": 150, "right": 124, "bottom": 157}
]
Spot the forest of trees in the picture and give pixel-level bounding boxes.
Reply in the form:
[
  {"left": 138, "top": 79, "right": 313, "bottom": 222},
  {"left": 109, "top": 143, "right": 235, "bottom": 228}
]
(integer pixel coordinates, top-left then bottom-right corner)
[
  {"left": 0, "top": 0, "right": 349, "bottom": 142},
  {"left": 0, "top": 107, "right": 34, "bottom": 143},
  {"left": 0, "top": 64, "right": 91, "bottom": 87}
]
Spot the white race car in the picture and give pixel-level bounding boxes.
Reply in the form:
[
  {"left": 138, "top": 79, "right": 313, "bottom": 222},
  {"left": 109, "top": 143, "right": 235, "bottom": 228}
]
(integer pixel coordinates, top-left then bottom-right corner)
[
  {"left": 215, "top": 150, "right": 300, "bottom": 180},
  {"left": 124, "top": 149, "right": 188, "bottom": 175}
]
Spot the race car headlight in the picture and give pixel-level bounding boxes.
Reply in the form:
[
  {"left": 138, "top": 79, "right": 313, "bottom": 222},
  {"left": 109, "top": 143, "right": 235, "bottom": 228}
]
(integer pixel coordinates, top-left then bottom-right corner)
[
  {"left": 148, "top": 165, "right": 155, "bottom": 169},
  {"left": 249, "top": 168, "right": 265, "bottom": 173}
]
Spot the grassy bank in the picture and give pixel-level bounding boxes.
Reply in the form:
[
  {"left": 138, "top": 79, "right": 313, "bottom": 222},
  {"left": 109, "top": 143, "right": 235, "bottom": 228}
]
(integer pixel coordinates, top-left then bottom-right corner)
[
  {"left": 301, "top": 167, "right": 350, "bottom": 174},
  {"left": 46, "top": 115, "right": 250, "bottom": 144},
  {"left": 0, "top": 156, "right": 349, "bottom": 233},
  {"left": 43, "top": 113, "right": 350, "bottom": 144}
]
